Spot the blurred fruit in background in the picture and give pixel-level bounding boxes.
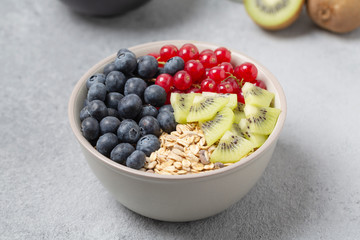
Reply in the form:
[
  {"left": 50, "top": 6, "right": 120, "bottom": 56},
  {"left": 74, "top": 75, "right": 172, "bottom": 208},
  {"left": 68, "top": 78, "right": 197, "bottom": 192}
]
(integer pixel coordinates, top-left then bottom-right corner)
[
  {"left": 59, "top": 0, "right": 150, "bottom": 16},
  {"left": 242, "top": 0, "right": 360, "bottom": 33},
  {"left": 243, "top": 0, "right": 305, "bottom": 31},
  {"left": 306, "top": 0, "right": 360, "bottom": 33}
]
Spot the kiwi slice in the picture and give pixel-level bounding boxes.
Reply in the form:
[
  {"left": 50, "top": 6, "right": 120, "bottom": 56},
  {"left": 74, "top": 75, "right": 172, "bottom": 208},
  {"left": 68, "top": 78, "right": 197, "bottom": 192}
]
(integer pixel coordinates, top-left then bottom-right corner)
[
  {"left": 233, "top": 102, "right": 246, "bottom": 124},
  {"left": 242, "top": 82, "right": 275, "bottom": 107},
  {"left": 244, "top": 104, "right": 281, "bottom": 135},
  {"left": 202, "top": 92, "right": 237, "bottom": 110},
  {"left": 186, "top": 96, "right": 229, "bottom": 122},
  {"left": 239, "top": 119, "right": 268, "bottom": 148},
  {"left": 171, "top": 93, "right": 201, "bottom": 124},
  {"left": 229, "top": 123, "right": 247, "bottom": 138},
  {"left": 244, "top": 0, "right": 305, "bottom": 31},
  {"left": 210, "top": 131, "right": 254, "bottom": 163},
  {"left": 200, "top": 107, "right": 234, "bottom": 146}
]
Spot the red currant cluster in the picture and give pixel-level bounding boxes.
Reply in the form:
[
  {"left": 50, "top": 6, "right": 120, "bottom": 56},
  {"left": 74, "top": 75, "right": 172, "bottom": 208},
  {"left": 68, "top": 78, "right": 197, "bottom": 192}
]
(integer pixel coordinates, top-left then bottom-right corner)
[{"left": 150, "top": 43, "right": 267, "bottom": 103}]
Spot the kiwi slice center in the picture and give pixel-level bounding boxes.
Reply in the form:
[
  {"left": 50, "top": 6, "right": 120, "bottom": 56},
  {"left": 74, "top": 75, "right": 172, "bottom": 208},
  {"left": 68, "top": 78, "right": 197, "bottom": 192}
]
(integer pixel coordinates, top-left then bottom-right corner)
[{"left": 256, "top": 0, "right": 289, "bottom": 14}]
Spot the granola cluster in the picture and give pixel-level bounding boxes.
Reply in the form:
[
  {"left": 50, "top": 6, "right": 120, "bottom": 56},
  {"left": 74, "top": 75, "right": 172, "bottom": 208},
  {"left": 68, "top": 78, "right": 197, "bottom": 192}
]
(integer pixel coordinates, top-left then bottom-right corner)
[{"left": 139, "top": 123, "right": 233, "bottom": 175}]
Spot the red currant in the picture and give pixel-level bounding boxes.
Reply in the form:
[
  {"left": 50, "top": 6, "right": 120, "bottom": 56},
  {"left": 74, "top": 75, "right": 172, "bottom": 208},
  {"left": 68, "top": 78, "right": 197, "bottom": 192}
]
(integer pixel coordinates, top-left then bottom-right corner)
[
  {"left": 186, "top": 86, "right": 202, "bottom": 93},
  {"left": 165, "top": 92, "right": 171, "bottom": 104},
  {"left": 201, "top": 78, "right": 217, "bottom": 92},
  {"left": 237, "top": 89, "right": 245, "bottom": 104},
  {"left": 254, "top": 79, "right": 267, "bottom": 90},
  {"left": 200, "top": 49, "right": 214, "bottom": 55},
  {"left": 199, "top": 52, "right": 218, "bottom": 69},
  {"left": 214, "top": 47, "right": 231, "bottom": 63},
  {"left": 148, "top": 52, "right": 160, "bottom": 59},
  {"left": 184, "top": 60, "right": 205, "bottom": 83},
  {"left": 227, "top": 78, "right": 240, "bottom": 93},
  {"left": 173, "top": 70, "right": 192, "bottom": 90},
  {"left": 178, "top": 43, "right": 199, "bottom": 62},
  {"left": 155, "top": 74, "right": 173, "bottom": 93},
  {"left": 234, "top": 62, "right": 258, "bottom": 83},
  {"left": 208, "top": 66, "right": 226, "bottom": 84},
  {"left": 217, "top": 81, "right": 235, "bottom": 94},
  {"left": 219, "top": 62, "right": 234, "bottom": 76},
  {"left": 198, "top": 68, "right": 210, "bottom": 83},
  {"left": 205, "top": 68, "right": 210, "bottom": 77},
  {"left": 171, "top": 88, "right": 185, "bottom": 94},
  {"left": 160, "top": 44, "right": 178, "bottom": 61}
]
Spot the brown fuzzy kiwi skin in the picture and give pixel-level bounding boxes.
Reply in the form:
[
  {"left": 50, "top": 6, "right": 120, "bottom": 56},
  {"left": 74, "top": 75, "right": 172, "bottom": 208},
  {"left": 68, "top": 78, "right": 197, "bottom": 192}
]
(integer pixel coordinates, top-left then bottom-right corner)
[
  {"left": 246, "top": 0, "right": 305, "bottom": 31},
  {"left": 306, "top": 0, "right": 360, "bottom": 33}
]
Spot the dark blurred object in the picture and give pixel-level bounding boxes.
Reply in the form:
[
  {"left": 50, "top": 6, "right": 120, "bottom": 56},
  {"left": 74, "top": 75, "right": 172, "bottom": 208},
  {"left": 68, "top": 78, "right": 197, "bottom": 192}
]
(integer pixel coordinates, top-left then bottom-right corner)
[{"left": 59, "top": 0, "right": 150, "bottom": 16}]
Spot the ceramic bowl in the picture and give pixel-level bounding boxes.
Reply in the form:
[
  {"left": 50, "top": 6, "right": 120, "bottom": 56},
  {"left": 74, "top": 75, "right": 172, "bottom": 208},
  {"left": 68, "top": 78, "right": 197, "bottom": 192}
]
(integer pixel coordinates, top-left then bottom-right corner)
[{"left": 68, "top": 40, "right": 287, "bottom": 222}]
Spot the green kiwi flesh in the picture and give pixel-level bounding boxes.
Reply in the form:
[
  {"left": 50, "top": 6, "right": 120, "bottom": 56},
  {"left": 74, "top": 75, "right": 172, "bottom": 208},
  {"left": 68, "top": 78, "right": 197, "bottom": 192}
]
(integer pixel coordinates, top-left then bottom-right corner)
[
  {"left": 242, "top": 82, "right": 274, "bottom": 107},
  {"left": 210, "top": 131, "right": 254, "bottom": 163},
  {"left": 229, "top": 123, "right": 247, "bottom": 139},
  {"left": 186, "top": 96, "right": 229, "bottom": 122},
  {"left": 202, "top": 92, "right": 237, "bottom": 110},
  {"left": 171, "top": 93, "right": 201, "bottom": 124},
  {"left": 233, "top": 102, "right": 246, "bottom": 123},
  {"left": 200, "top": 107, "right": 234, "bottom": 146},
  {"left": 239, "top": 118, "right": 268, "bottom": 148},
  {"left": 244, "top": 104, "right": 281, "bottom": 135}
]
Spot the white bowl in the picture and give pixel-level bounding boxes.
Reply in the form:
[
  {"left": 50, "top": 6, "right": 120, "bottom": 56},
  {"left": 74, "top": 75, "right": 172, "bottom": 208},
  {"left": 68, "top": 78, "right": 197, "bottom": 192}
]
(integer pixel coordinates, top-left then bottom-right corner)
[{"left": 68, "top": 40, "right": 287, "bottom": 222}]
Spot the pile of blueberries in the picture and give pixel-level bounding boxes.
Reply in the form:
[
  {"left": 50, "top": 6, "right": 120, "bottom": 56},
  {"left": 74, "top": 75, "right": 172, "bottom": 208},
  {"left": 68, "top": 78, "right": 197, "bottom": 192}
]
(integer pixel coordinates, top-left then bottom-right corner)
[{"left": 80, "top": 48, "right": 182, "bottom": 170}]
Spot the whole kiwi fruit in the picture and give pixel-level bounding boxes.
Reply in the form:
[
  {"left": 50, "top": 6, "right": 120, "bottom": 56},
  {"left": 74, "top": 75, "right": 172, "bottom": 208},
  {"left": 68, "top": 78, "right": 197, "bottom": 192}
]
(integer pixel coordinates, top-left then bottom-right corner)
[{"left": 306, "top": 0, "right": 360, "bottom": 33}]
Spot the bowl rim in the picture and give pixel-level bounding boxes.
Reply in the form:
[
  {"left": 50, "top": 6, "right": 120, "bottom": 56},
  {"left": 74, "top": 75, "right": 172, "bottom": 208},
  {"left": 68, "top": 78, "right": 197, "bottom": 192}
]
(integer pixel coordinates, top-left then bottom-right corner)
[{"left": 68, "top": 40, "right": 287, "bottom": 181}]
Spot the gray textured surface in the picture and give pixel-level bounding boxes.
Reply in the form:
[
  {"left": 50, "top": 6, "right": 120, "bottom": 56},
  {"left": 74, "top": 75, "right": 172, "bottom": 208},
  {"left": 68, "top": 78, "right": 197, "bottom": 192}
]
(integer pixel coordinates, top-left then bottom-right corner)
[{"left": 1, "top": 0, "right": 360, "bottom": 239}]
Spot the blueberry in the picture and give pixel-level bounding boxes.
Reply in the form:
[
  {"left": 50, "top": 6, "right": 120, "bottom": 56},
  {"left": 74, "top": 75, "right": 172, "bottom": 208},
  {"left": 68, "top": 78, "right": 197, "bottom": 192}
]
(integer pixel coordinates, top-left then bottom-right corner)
[
  {"left": 135, "top": 105, "right": 158, "bottom": 121},
  {"left": 96, "top": 133, "right": 118, "bottom": 154},
  {"left": 136, "top": 55, "right": 158, "bottom": 79},
  {"left": 124, "top": 72, "right": 136, "bottom": 79},
  {"left": 105, "top": 71, "right": 126, "bottom": 93},
  {"left": 80, "top": 106, "right": 91, "bottom": 121},
  {"left": 126, "top": 150, "right": 146, "bottom": 170},
  {"left": 100, "top": 116, "right": 121, "bottom": 134},
  {"left": 110, "top": 143, "right": 135, "bottom": 165},
  {"left": 159, "top": 104, "right": 174, "bottom": 113},
  {"left": 136, "top": 134, "right": 160, "bottom": 156},
  {"left": 164, "top": 57, "right": 184, "bottom": 76},
  {"left": 96, "top": 133, "right": 118, "bottom": 157},
  {"left": 87, "top": 83, "right": 107, "bottom": 102},
  {"left": 118, "top": 94, "right": 142, "bottom": 119},
  {"left": 105, "top": 92, "right": 124, "bottom": 110},
  {"left": 117, "top": 48, "right": 136, "bottom": 58},
  {"left": 107, "top": 108, "right": 121, "bottom": 119},
  {"left": 86, "top": 73, "right": 106, "bottom": 89},
  {"left": 154, "top": 67, "right": 166, "bottom": 78},
  {"left": 103, "top": 62, "right": 118, "bottom": 76},
  {"left": 88, "top": 100, "right": 108, "bottom": 121},
  {"left": 124, "top": 77, "right": 147, "bottom": 99},
  {"left": 144, "top": 85, "right": 167, "bottom": 107},
  {"left": 84, "top": 99, "right": 90, "bottom": 107},
  {"left": 117, "top": 119, "right": 141, "bottom": 144},
  {"left": 139, "top": 116, "right": 161, "bottom": 137},
  {"left": 157, "top": 111, "right": 177, "bottom": 133},
  {"left": 81, "top": 117, "right": 100, "bottom": 141},
  {"left": 115, "top": 52, "right": 137, "bottom": 74}
]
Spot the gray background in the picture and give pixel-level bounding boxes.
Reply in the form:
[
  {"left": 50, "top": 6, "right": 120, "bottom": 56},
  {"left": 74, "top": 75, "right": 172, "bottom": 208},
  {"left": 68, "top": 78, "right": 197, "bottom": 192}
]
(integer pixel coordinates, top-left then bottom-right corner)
[{"left": 1, "top": 0, "right": 360, "bottom": 239}]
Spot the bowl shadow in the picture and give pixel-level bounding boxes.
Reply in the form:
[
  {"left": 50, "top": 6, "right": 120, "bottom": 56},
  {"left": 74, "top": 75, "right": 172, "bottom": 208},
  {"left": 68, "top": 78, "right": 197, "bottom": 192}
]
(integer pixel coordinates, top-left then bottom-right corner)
[
  {"left": 112, "top": 134, "right": 327, "bottom": 239},
  {"left": 258, "top": 9, "right": 315, "bottom": 38},
  {"left": 64, "top": 0, "right": 198, "bottom": 30}
]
